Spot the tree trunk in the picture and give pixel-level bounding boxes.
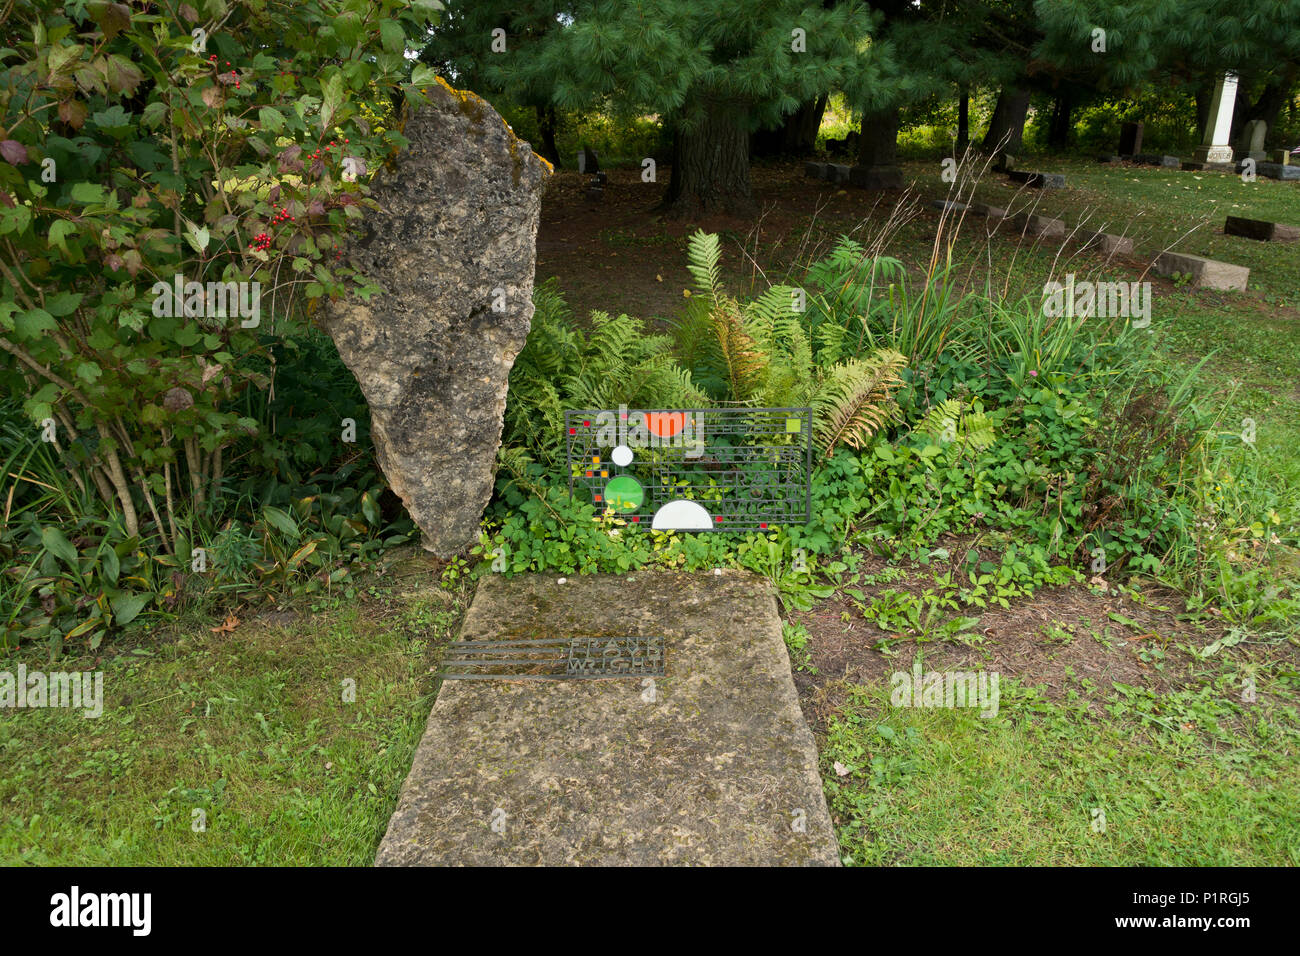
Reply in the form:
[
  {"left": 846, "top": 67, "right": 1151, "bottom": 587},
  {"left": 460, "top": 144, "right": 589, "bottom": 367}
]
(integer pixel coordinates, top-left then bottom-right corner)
[
  {"left": 957, "top": 86, "right": 969, "bottom": 151},
  {"left": 1246, "top": 68, "right": 1298, "bottom": 144},
  {"left": 1047, "top": 91, "right": 1072, "bottom": 149},
  {"left": 1194, "top": 79, "right": 1212, "bottom": 143},
  {"left": 982, "top": 86, "right": 1031, "bottom": 156},
  {"left": 751, "top": 94, "right": 828, "bottom": 157},
  {"left": 661, "top": 101, "right": 756, "bottom": 218},
  {"left": 534, "top": 104, "right": 560, "bottom": 166}
]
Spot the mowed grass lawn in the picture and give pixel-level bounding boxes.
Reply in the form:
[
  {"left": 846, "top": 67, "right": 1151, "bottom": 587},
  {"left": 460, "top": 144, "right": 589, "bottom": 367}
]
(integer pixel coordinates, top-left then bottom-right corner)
[{"left": 0, "top": 560, "right": 466, "bottom": 866}]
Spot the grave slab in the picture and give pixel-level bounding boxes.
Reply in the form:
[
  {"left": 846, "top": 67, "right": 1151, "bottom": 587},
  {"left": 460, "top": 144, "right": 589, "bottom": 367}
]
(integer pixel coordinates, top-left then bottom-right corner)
[
  {"left": 804, "top": 161, "right": 828, "bottom": 180},
  {"left": 375, "top": 571, "right": 840, "bottom": 866},
  {"left": 1224, "top": 216, "right": 1300, "bottom": 242},
  {"left": 1132, "top": 153, "right": 1180, "bottom": 168},
  {"left": 1007, "top": 170, "right": 1066, "bottom": 188},
  {"left": 1152, "top": 251, "right": 1249, "bottom": 291},
  {"left": 1007, "top": 212, "right": 1065, "bottom": 239},
  {"left": 1258, "top": 162, "right": 1300, "bottom": 181},
  {"left": 1078, "top": 231, "right": 1134, "bottom": 255},
  {"left": 968, "top": 202, "right": 1007, "bottom": 220}
]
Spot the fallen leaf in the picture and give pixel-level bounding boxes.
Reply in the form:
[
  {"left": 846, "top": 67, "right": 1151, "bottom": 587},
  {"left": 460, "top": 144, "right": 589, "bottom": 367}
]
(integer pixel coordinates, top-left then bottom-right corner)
[{"left": 210, "top": 614, "right": 240, "bottom": 634}]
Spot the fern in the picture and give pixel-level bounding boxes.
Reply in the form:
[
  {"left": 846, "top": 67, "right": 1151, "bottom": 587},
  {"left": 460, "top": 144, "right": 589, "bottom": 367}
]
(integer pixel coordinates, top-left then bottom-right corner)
[
  {"left": 685, "top": 229, "right": 723, "bottom": 300},
  {"left": 812, "top": 349, "right": 907, "bottom": 457}
]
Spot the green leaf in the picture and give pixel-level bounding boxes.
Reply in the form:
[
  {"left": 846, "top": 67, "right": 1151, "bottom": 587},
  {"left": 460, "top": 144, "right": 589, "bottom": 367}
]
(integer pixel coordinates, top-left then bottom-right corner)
[
  {"left": 41, "top": 526, "right": 79, "bottom": 568},
  {"left": 379, "top": 20, "right": 405, "bottom": 53},
  {"left": 45, "top": 291, "right": 83, "bottom": 316},
  {"left": 410, "top": 64, "right": 437, "bottom": 88},
  {"left": 360, "top": 490, "right": 381, "bottom": 525},
  {"left": 49, "top": 219, "right": 76, "bottom": 252},
  {"left": 70, "top": 182, "right": 106, "bottom": 203},
  {"left": 0, "top": 203, "right": 31, "bottom": 236},
  {"left": 262, "top": 505, "right": 298, "bottom": 536},
  {"left": 110, "top": 592, "right": 149, "bottom": 626},
  {"left": 320, "top": 72, "right": 344, "bottom": 133},
  {"left": 14, "top": 308, "right": 56, "bottom": 339},
  {"left": 258, "top": 106, "right": 285, "bottom": 132}
]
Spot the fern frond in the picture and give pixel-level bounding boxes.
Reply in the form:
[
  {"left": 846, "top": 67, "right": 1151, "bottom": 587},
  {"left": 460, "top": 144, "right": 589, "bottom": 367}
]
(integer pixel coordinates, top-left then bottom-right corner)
[
  {"left": 711, "top": 294, "right": 769, "bottom": 402},
  {"left": 686, "top": 229, "right": 723, "bottom": 300},
  {"left": 812, "top": 349, "right": 907, "bottom": 457},
  {"left": 912, "top": 398, "right": 964, "bottom": 444}
]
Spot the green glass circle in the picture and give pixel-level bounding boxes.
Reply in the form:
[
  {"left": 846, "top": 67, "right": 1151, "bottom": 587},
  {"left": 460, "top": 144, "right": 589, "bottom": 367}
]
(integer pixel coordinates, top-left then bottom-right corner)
[{"left": 603, "top": 475, "right": 644, "bottom": 514}]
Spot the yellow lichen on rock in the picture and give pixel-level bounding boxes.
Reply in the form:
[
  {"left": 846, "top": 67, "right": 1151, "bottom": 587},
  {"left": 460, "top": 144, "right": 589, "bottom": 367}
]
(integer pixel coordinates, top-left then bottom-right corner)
[{"left": 433, "top": 74, "right": 551, "bottom": 182}]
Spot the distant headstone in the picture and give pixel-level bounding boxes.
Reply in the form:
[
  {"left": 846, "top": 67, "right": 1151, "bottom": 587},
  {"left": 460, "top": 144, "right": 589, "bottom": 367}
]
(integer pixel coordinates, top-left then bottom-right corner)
[
  {"left": 929, "top": 199, "right": 969, "bottom": 213},
  {"left": 1008, "top": 170, "right": 1066, "bottom": 188},
  {"left": 1239, "top": 120, "right": 1267, "bottom": 162},
  {"left": 827, "top": 163, "right": 852, "bottom": 183},
  {"left": 1097, "top": 154, "right": 1123, "bottom": 164},
  {"left": 1257, "top": 162, "right": 1300, "bottom": 181},
  {"left": 577, "top": 146, "right": 600, "bottom": 175},
  {"left": 1118, "top": 121, "right": 1144, "bottom": 156},
  {"left": 1133, "top": 154, "right": 1180, "bottom": 168},
  {"left": 1193, "top": 73, "right": 1238, "bottom": 164},
  {"left": 848, "top": 165, "right": 902, "bottom": 189},
  {"left": 1224, "top": 215, "right": 1300, "bottom": 242}
]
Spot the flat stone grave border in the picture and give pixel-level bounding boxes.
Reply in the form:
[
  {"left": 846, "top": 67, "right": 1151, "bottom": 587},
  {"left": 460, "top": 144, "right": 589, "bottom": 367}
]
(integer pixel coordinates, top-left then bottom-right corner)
[{"left": 375, "top": 571, "right": 840, "bottom": 866}]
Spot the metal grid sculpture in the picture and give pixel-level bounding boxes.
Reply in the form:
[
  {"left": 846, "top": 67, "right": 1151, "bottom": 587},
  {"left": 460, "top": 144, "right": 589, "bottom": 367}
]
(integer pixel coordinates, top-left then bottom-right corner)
[
  {"left": 564, "top": 407, "right": 813, "bottom": 531},
  {"left": 439, "top": 635, "right": 665, "bottom": 680}
]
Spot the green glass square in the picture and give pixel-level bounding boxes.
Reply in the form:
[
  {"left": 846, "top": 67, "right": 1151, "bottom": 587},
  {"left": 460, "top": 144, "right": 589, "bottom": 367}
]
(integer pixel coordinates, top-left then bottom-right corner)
[{"left": 786, "top": 418, "right": 802, "bottom": 434}]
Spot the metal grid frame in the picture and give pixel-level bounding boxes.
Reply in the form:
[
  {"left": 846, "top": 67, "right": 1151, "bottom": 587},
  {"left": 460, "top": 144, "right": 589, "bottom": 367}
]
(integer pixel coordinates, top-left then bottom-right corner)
[{"left": 564, "top": 407, "right": 813, "bottom": 531}]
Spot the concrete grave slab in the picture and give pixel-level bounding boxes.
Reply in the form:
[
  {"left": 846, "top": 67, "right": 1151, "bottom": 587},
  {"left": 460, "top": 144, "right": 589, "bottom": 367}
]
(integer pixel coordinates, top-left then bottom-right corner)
[
  {"left": 1007, "top": 212, "right": 1066, "bottom": 239},
  {"left": 1008, "top": 170, "right": 1066, "bottom": 188},
  {"left": 1258, "top": 162, "right": 1300, "bottom": 181},
  {"left": 1078, "top": 231, "right": 1135, "bottom": 255},
  {"left": 375, "top": 572, "right": 840, "bottom": 867},
  {"left": 1152, "top": 251, "right": 1249, "bottom": 291},
  {"left": 968, "top": 202, "right": 1007, "bottom": 220},
  {"left": 1224, "top": 216, "right": 1300, "bottom": 242},
  {"left": 1132, "top": 154, "right": 1180, "bottom": 168},
  {"left": 804, "top": 161, "right": 828, "bottom": 180}
]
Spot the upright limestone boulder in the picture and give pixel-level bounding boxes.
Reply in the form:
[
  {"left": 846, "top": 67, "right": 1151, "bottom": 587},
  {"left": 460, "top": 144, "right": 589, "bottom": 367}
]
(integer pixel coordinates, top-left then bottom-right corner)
[{"left": 320, "top": 78, "right": 552, "bottom": 555}]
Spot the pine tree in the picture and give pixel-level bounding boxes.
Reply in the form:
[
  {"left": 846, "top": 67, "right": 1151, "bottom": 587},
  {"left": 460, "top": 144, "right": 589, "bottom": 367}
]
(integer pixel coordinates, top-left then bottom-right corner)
[{"left": 499, "top": 0, "right": 884, "bottom": 216}]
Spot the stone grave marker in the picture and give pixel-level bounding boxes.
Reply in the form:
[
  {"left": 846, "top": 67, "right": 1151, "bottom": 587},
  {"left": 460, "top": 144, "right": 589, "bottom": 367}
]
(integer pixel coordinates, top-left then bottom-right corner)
[
  {"left": 1118, "top": 121, "right": 1144, "bottom": 156},
  {"left": 317, "top": 78, "right": 550, "bottom": 556},
  {"left": 1224, "top": 215, "right": 1300, "bottom": 242}
]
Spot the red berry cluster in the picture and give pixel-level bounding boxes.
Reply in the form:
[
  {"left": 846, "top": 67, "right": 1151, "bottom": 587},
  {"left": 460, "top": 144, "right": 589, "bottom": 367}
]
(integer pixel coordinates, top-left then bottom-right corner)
[
  {"left": 271, "top": 206, "right": 294, "bottom": 224},
  {"left": 249, "top": 232, "right": 271, "bottom": 252},
  {"left": 207, "top": 55, "right": 239, "bottom": 88}
]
